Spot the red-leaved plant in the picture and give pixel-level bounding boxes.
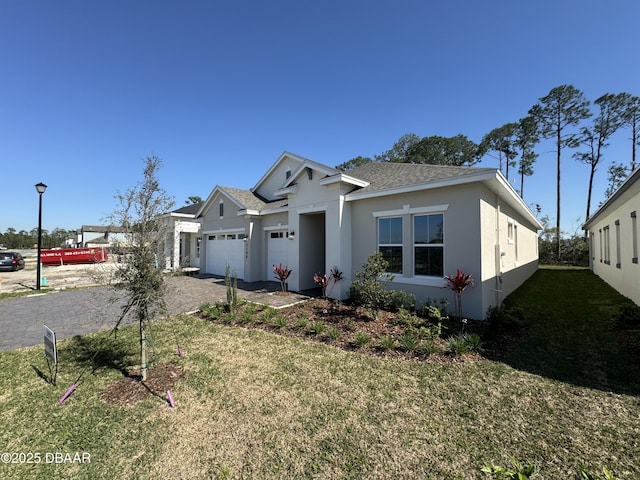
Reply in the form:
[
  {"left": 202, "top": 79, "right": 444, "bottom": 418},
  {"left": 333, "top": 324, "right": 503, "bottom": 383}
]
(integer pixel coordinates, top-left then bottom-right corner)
[
  {"left": 273, "top": 264, "right": 292, "bottom": 293},
  {"left": 445, "top": 268, "right": 475, "bottom": 325},
  {"left": 313, "top": 267, "right": 344, "bottom": 299},
  {"left": 313, "top": 273, "right": 329, "bottom": 298}
]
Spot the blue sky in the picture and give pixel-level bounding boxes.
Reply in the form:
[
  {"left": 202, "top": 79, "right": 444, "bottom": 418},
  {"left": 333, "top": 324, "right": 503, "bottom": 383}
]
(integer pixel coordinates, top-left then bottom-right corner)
[{"left": 1, "top": 0, "right": 638, "bottom": 235}]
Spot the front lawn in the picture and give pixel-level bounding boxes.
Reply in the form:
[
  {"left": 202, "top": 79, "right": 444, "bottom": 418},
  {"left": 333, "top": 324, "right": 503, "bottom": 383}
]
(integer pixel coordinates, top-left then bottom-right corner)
[{"left": 0, "top": 268, "right": 639, "bottom": 479}]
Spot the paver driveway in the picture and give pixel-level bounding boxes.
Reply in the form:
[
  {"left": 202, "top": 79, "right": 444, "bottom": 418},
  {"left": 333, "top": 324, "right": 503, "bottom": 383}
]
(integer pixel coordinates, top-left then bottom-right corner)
[{"left": 0, "top": 275, "right": 310, "bottom": 352}]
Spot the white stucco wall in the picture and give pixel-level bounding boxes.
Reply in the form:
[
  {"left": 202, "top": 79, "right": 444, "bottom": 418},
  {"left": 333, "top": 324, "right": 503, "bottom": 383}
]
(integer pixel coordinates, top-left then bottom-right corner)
[
  {"left": 348, "top": 183, "right": 539, "bottom": 320},
  {"left": 349, "top": 184, "right": 486, "bottom": 318},
  {"left": 478, "top": 191, "right": 539, "bottom": 317},
  {"left": 585, "top": 177, "right": 640, "bottom": 306}
]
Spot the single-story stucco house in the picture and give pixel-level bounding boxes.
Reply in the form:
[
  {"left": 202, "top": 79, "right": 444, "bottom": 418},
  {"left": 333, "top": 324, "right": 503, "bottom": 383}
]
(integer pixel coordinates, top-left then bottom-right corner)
[
  {"left": 193, "top": 152, "right": 541, "bottom": 320},
  {"left": 583, "top": 166, "right": 640, "bottom": 306},
  {"left": 66, "top": 225, "right": 129, "bottom": 249},
  {"left": 160, "top": 203, "right": 202, "bottom": 271}
]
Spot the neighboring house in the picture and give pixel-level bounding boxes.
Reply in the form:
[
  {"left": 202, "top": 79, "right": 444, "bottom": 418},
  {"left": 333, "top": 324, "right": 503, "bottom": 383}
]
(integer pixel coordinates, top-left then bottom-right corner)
[
  {"left": 582, "top": 167, "right": 640, "bottom": 306},
  {"left": 159, "top": 203, "right": 202, "bottom": 271},
  {"left": 75, "top": 225, "right": 128, "bottom": 248},
  {"left": 197, "top": 152, "right": 541, "bottom": 319}
]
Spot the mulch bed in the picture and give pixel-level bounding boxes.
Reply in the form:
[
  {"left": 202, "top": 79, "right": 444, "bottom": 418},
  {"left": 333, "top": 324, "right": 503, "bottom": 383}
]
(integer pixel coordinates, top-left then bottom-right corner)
[
  {"left": 100, "top": 363, "right": 184, "bottom": 406},
  {"left": 201, "top": 298, "right": 486, "bottom": 363}
]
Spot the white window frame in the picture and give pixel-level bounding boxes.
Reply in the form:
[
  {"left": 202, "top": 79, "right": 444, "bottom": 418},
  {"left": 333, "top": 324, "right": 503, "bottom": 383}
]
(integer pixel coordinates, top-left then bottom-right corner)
[
  {"left": 413, "top": 213, "right": 445, "bottom": 278},
  {"left": 632, "top": 211, "right": 638, "bottom": 264},
  {"left": 377, "top": 216, "right": 403, "bottom": 274},
  {"left": 603, "top": 225, "right": 611, "bottom": 265},
  {"left": 615, "top": 220, "right": 621, "bottom": 269}
]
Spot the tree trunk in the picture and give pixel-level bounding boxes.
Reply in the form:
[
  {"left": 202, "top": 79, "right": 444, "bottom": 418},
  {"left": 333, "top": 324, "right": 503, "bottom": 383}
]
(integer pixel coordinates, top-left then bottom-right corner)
[
  {"left": 140, "top": 321, "right": 148, "bottom": 381},
  {"left": 633, "top": 121, "right": 637, "bottom": 171},
  {"left": 556, "top": 128, "right": 562, "bottom": 260},
  {"left": 585, "top": 164, "right": 596, "bottom": 238}
]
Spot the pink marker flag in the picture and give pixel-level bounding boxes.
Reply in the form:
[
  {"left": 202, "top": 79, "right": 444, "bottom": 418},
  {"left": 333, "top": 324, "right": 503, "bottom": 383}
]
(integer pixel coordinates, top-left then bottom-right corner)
[{"left": 57, "top": 384, "right": 77, "bottom": 405}]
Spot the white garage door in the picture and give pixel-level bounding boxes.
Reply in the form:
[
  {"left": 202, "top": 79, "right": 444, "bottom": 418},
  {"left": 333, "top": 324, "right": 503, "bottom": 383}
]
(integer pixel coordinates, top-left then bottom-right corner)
[
  {"left": 206, "top": 233, "right": 245, "bottom": 279},
  {"left": 267, "top": 231, "right": 289, "bottom": 280}
]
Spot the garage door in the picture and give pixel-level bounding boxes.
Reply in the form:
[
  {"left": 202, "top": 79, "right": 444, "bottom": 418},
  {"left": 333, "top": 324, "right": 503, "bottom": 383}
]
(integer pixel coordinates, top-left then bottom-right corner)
[
  {"left": 206, "top": 233, "right": 245, "bottom": 279},
  {"left": 267, "top": 231, "right": 289, "bottom": 280}
]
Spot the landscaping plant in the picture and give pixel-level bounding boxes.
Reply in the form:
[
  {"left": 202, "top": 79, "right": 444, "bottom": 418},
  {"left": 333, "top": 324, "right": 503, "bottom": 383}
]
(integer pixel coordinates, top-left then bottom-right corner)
[
  {"left": 313, "top": 266, "right": 344, "bottom": 299},
  {"left": 350, "top": 251, "right": 394, "bottom": 319},
  {"left": 273, "top": 263, "right": 292, "bottom": 293},
  {"left": 108, "top": 155, "right": 174, "bottom": 381},
  {"left": 445, "top": 268, "right": 475, "bottom": 326},
  {"left": 481, "top": 458, "right": 535, "bottom": 479},
  {"left": 225, "top": 264, "right": 238, "bottom": 312}
]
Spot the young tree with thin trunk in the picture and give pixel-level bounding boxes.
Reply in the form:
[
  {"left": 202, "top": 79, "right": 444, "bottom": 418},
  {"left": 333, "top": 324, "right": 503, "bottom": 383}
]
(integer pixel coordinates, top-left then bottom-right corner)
[
  {"left": 107, "top": 155, "right": 175, "bottom": 381},
  {"left": 529, "top": 85, "right": 591, "bottom": 259},
  {"left": 573, "top": 93, "right": 625, "bottom": 220}
]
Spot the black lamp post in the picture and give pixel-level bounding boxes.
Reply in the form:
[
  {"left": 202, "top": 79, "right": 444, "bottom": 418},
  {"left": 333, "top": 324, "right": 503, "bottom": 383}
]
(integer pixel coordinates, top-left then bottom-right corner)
[{"left": 35, "top": 182, "right": 47, "bottom": 290}]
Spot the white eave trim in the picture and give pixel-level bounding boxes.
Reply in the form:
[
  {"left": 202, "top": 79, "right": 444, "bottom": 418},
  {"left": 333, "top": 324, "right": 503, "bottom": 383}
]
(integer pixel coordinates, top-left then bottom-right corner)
[
  {"left": 239, "top": 206, "right": 290, "bottom": 217},
  {"left": 345, "top": 169, "right": 542, "bottom": 230},
  {"left": 319, "top": 173, "right": 370, "bottom": 188},
  {"left": 274, "top": 185, "right": 297, "bottom": 197},
  {"left": 168, "top": 212, "right": 198, "bottom": 219}
]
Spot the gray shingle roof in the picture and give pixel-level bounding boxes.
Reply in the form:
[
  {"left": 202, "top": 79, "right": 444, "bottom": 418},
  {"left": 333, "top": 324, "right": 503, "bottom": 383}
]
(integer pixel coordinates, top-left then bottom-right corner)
[
  {"left": 345, "top": 162, "right": 495, "bottom": 193},
  {"left": 220, "top": 186, "right": 288, "bottom": 211},
  {"left": 171, "top": 203, "right": 202, "bottom": 215}
]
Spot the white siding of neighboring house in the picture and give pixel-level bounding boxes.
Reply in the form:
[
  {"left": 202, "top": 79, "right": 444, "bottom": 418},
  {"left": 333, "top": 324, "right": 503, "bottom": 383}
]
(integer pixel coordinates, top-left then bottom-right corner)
[{"left": 584, "top": 171, "right": 640, "bottom": 306}]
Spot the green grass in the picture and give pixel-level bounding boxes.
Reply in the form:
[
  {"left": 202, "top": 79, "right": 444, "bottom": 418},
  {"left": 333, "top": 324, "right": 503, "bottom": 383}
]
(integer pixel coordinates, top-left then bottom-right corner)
[
  {"left": 499, "top": 267, "right": 639, "bottom": 393},
  {"left": 0, "top": 268, "right": 639, "bottom": 479}
]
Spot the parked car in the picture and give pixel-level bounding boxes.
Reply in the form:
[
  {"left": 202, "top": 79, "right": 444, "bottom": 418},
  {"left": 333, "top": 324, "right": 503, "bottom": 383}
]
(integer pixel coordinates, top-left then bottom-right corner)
[{"left": 0, "top": 252, "right": 25, "bottom": 271}]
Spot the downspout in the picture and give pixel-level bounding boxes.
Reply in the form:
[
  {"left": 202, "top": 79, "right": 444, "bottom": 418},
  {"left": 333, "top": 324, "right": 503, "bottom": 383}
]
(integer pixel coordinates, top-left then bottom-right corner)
[{"left": 494, "top": 195, "right": 503, "bottom": 307}]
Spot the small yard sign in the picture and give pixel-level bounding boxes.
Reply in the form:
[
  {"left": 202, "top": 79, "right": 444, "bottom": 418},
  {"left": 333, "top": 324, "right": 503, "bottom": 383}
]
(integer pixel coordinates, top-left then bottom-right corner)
[{"left": 44, "top": 325, "right": 57, "bottom": 365}]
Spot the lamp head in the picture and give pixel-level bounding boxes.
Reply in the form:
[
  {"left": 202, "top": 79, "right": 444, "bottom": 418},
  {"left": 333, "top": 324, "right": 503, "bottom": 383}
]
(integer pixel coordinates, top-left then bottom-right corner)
[{"left": 35, "top": 182, "right": 47, "bottom": 194}]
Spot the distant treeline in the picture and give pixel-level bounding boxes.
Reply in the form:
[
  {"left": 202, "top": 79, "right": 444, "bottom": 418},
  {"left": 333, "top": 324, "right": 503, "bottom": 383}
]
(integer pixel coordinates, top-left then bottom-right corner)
[{"left": 0, "top": 228, "right": 73, "bottom": 249}]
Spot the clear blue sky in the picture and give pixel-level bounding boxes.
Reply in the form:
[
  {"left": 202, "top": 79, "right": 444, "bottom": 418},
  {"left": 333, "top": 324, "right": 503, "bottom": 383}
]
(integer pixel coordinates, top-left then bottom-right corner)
[{"left": 1, "top": 0, "right": 638, "bottom": 235}]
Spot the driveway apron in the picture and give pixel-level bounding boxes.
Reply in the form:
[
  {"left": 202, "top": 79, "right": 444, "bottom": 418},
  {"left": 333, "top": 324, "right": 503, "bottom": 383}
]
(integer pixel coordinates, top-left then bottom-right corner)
[{"left": 0, "top": 275, "right": 310, "bottom": 352}]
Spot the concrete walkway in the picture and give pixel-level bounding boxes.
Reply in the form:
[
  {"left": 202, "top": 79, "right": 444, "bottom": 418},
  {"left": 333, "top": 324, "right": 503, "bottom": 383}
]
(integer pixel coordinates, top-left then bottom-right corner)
[{"left": 0, "top": 274, "right": 312, "bottom": 352}]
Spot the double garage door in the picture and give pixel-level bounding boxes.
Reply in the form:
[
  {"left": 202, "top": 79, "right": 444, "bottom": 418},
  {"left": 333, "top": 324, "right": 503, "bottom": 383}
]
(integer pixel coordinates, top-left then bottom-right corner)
[
  {"left": 206, "top": 233, "right": 245, "bottom": 279},
  {"left": 206, "top": 230, "right": 290, "bottom": 281}
]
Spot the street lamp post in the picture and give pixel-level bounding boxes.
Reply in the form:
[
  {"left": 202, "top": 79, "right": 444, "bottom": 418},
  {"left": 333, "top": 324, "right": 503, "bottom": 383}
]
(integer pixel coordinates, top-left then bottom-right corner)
[{"left": 35, "top": 182, "right": 47, "bottom": 290}]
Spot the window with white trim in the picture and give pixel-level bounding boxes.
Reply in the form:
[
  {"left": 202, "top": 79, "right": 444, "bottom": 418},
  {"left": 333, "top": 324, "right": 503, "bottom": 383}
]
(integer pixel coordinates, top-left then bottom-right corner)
[
  {"left": 219, "top": 201, "right": 224, "bottom": 218},
  {"left": 604, "top": 225, "right": 611, "bottom": 265},
  {"left": 507, "top": 220, "right": 515, "bottom": 243},
  {"left": 413, "top": 213, "right": 444, "bottom": 277},
  {"left": 599, "top": 229, "right": 603, "bottom": 263},
  {"left": 615, "top": 220, "right": 621, "bottom": 268},
  {"left": 378, "top": 217, "right": 403, "bottom": 274},
  {"left": 632, "top": 211, "right": 638, "bottom": 264}
]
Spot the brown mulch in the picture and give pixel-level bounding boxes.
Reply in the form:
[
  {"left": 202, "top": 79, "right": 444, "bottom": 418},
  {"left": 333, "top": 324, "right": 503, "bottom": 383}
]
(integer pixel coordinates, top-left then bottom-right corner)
[
  {"left": 100, "top": 363, "right": 184, "bottom": 406},
  {"left": 201, "top": 298, "right": 484, "bottom": 363}
]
